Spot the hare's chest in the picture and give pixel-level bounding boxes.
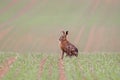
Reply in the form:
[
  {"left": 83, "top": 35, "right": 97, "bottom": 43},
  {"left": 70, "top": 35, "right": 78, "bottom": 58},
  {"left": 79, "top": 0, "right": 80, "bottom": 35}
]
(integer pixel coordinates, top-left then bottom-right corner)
[
  {"left": 59, "top": 42, "right": 65, "bottom": 50},
  {"left": 60, "top": 43, "right": 68, "bottom": 51}
]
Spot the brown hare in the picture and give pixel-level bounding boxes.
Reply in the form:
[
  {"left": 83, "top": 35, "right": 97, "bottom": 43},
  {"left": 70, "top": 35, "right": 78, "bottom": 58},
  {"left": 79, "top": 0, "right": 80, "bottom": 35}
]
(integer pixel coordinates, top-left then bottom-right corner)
[{"left": 59, "top": 31, "right": 78, "bottom": 59}]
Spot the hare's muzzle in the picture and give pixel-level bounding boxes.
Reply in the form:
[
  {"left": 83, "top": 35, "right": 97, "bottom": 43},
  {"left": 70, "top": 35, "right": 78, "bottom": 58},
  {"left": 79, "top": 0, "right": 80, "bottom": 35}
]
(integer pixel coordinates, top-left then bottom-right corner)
[{"left": 59, "top": 37, "right": 62, "bottom": 41}]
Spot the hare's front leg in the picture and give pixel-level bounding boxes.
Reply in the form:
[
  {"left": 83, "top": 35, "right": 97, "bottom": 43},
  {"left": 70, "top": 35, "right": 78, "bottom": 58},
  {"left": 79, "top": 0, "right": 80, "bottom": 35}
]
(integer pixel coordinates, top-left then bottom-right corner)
[{"left": 61, "top": 51, "right": 64, "bottom": 59}]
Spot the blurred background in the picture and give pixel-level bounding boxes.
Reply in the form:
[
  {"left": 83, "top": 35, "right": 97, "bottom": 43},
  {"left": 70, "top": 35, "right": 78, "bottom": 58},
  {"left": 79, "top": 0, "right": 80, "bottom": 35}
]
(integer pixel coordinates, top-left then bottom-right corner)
[{"left": 0, "top": 0, "right": 120, "bottom": 53}]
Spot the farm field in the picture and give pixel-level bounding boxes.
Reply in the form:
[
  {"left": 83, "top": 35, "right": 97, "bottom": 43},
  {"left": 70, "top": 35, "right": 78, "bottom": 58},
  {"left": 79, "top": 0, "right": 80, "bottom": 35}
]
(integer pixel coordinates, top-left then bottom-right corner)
[
  {"left": 0, "top": 0, "right": 120, "bottom": 53},
  {"left": 0, "top": 52, "right": 120, "bottom": 80},
  {"left": 0, "top": 0, "right": 120, "bottom": 80}
]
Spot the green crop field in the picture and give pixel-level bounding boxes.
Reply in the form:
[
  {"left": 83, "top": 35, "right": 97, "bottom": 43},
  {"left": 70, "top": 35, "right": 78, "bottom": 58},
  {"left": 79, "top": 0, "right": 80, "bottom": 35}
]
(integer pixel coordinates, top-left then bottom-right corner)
[
  {"left": 0, "top": 0, "right": 120, "bottom": 80},
  {"left": 0, "top": 52, "right": 120, "bottom": 80}
]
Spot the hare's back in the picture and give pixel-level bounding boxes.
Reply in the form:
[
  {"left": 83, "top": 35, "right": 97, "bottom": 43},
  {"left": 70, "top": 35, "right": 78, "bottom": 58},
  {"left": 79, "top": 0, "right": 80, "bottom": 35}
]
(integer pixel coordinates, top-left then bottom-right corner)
[{"left": 67, "top": 43, "right": 78, "bottom": 52}]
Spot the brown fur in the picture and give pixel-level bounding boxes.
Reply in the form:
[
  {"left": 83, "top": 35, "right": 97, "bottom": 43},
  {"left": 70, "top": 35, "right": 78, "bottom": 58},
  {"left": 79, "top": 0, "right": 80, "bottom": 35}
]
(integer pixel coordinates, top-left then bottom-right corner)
[{"left": 59, "top": 31, "right": 78, "bottom": 59}]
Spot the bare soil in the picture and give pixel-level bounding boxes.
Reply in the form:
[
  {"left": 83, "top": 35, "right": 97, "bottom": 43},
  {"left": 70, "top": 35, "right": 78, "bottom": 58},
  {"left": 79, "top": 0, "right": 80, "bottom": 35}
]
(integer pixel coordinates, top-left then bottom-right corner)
[{"left": 0, "top": 57, "right": 17, "bottom": 79}]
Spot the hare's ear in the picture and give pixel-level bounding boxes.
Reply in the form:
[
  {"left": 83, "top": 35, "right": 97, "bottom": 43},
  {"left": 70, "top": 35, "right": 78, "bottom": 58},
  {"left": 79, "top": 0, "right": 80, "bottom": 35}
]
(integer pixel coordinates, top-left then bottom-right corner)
[
  {"left": 62, "top": 31, "right": 65, "bottom": 35},
  {"left": 66, "top": 31, "right": 68, "bottom": 35}
]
